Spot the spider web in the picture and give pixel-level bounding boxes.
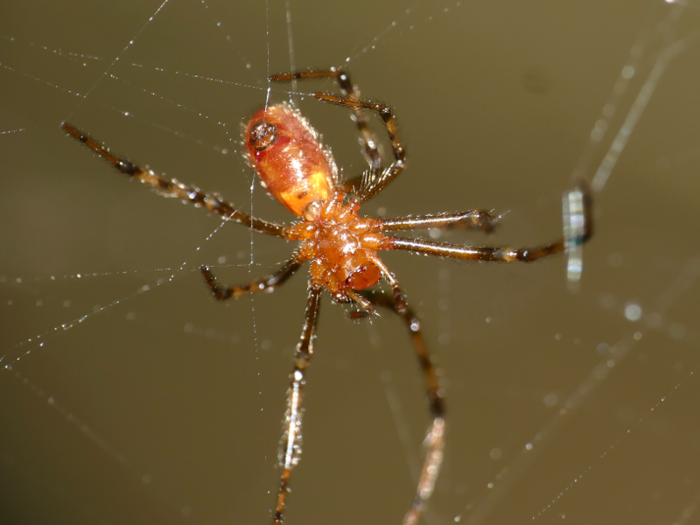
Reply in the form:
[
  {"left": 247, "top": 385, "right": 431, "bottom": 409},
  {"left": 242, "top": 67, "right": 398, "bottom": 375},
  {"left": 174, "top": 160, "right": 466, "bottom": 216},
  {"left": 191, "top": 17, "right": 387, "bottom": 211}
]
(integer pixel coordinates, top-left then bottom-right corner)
[{"left": 1, "top": 1, "right": 700, "bottom": 524}]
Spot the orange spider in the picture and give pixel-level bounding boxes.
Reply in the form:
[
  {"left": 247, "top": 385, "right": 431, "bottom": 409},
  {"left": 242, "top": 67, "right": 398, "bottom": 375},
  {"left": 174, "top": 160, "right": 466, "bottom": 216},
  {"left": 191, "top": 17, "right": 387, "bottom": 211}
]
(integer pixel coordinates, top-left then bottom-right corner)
[{"left": 62, "top": 67, "right": 592, "bottom": 525}]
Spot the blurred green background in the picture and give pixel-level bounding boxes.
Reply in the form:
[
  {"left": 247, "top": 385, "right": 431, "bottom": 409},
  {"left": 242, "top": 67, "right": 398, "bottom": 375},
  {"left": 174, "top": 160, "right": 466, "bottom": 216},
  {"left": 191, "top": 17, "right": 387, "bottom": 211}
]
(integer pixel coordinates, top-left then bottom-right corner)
[{"left": 1, "top": 1, "right": 700, "bottom": 524}]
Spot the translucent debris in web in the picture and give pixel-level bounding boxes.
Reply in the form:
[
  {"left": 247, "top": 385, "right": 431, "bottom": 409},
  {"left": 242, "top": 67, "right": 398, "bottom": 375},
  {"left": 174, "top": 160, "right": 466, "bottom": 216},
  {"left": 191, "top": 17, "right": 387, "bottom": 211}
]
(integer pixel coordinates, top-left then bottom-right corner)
[{"left": 562, "top": 186, "right": 585, "bottom": 289}]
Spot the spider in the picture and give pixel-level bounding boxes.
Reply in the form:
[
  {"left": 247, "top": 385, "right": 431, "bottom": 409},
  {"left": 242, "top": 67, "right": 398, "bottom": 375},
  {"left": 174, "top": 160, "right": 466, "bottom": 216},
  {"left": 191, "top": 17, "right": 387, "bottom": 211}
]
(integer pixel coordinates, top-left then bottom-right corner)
[{"left": 61, "top": 68, "right": 593, "bottom": 525}]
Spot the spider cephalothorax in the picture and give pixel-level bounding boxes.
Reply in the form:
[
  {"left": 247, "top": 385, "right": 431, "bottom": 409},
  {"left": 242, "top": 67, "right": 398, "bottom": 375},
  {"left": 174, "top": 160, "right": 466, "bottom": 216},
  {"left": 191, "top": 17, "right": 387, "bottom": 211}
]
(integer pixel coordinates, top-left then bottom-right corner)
[
  {"left": 287, "top": 192, "right": 385, "bottom": 300},
  {"left": 62, "top": 66, "right": 592, "bottom": 525}
]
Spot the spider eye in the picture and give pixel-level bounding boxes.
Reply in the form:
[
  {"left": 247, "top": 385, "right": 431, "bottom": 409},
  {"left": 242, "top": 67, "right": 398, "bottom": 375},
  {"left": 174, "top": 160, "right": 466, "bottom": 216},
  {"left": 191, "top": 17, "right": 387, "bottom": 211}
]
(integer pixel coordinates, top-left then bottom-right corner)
[{"left": 250, "top": 121, "right": 278, "bottom": 151}]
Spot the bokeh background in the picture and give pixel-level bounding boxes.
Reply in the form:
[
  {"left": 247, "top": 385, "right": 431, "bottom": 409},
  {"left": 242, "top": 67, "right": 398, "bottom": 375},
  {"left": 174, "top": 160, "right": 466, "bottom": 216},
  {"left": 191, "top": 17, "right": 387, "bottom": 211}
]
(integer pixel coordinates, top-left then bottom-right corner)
[{"left": 2, "top": 1, "right": 700, "bottom": 524}]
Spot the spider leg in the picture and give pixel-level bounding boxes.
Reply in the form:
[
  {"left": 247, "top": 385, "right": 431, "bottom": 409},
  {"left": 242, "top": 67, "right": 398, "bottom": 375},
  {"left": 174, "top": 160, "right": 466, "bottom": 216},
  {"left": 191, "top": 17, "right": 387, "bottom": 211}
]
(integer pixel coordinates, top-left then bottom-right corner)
[
  {"left": 273, "top": 284, "right": 323, "bottom": 525},
  {"left": 270, "top": 69, "right": 384, "bottom": 175},
  {"left": 345, "top": 289, "right": 379, "bottom": 317},
  {"left": 200, "top": 251, "right": 308, "bottom": 301},
  {"left": 270, "top": 69, "right": 404, "bottom": 200},
  {"left": 313, "top": 93, "right": 405, "bottom": 203},
  {"left": 61, "top": 122, "right": 288, "bottom": 239},
  {"left": 379, "top": 210, "right": 498, "bottom": 234},
  {"left": 366, "top": 260, "right": 445, "bottom": 525},
  {"left": 382, "top": 183, "right": 593, "bottom": 263}
]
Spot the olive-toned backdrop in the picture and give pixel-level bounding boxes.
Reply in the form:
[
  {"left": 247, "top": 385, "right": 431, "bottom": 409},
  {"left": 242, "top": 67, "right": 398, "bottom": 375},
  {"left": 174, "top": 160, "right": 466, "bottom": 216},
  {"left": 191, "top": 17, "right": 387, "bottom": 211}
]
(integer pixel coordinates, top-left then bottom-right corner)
[{"left": 2, "top": 1, "right": 699, "bottom": 524}]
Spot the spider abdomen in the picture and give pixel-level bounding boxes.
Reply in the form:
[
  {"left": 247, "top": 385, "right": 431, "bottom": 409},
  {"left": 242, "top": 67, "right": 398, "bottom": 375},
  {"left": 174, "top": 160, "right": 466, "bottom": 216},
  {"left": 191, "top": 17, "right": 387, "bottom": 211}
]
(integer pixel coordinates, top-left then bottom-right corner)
[{"left": 244, "top": 104, "right": 338, "bottom": 217}]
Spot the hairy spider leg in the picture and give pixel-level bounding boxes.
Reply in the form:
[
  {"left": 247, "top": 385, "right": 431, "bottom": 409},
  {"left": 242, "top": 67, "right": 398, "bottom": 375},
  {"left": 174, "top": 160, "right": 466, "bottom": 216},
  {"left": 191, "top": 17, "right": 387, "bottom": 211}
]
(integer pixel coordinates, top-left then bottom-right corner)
[
  {"left": 313, "top": 93, "right": 405, "bottom": 203},
  {"left": 273, "top": 284, "right": 322, "bottom": 525},
  {"left": 200, "top": 250, "right": 308, "bottom": 301},
  {"left": 378, "top": 210, "right": 499, "bottom": 234},
  {"left": 270, "top": 69, "right": 384, "bottom": 179},
  {"left": 270, "top": 70, "right": 405, "bottom": 203},
  {"left": 380, "top": 182, "right": 593, "bottom": 263},
  {"left": 60, "top": 122, "right": 287, "bottom": 238},
  {"left": 367, "top": 258, "right": 446, "bottom": 525}
]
